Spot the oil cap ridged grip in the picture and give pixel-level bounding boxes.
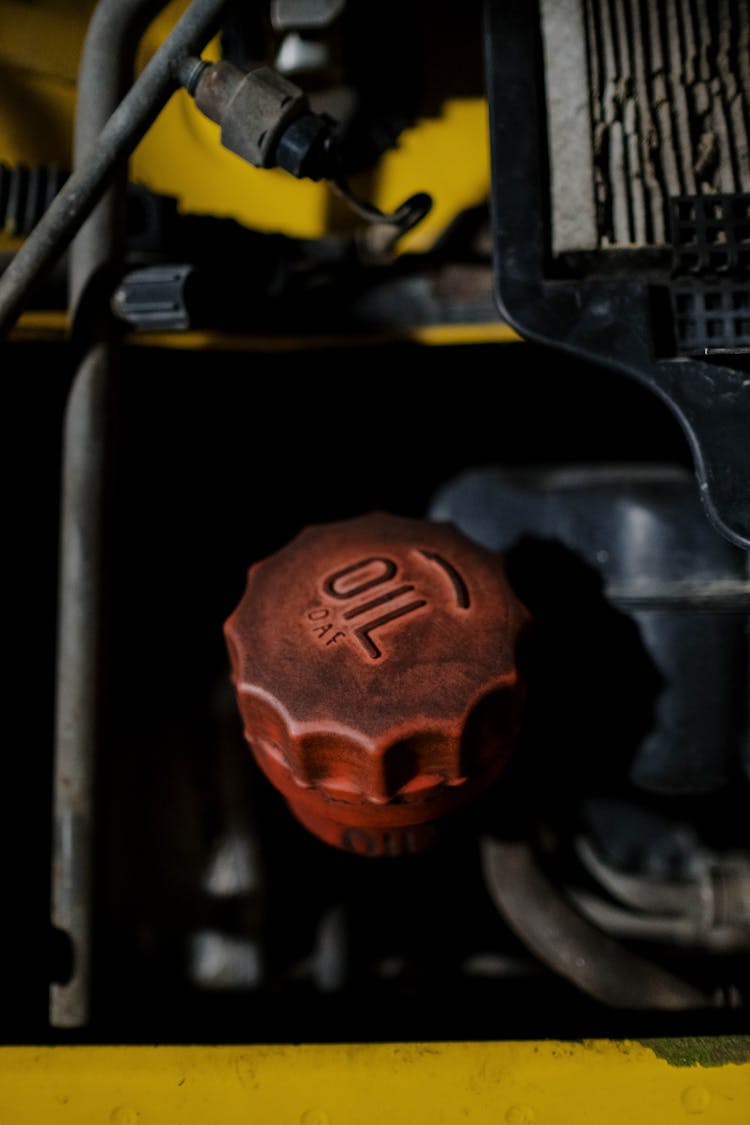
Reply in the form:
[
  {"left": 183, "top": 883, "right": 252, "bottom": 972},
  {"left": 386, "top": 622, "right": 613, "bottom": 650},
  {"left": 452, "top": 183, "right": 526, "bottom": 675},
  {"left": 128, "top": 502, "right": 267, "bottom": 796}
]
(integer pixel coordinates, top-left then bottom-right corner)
[{"left": 224, "top": 513, "right": 528, "bottom": 856}]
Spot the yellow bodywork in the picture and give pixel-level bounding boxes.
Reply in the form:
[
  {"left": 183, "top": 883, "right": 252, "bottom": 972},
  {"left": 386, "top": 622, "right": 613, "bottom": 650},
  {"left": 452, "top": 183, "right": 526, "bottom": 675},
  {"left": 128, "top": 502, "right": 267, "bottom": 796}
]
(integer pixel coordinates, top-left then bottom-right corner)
[{"left": 2, "top": 1041, "right": 750, "bottom": 1123}]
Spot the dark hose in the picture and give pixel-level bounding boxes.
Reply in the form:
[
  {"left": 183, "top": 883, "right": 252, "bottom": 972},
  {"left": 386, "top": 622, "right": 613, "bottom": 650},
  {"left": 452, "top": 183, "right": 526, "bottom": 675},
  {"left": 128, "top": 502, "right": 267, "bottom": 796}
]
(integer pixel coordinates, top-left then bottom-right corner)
[{"left": 481, "top": 836, "right": 714, "bottom": 1010}]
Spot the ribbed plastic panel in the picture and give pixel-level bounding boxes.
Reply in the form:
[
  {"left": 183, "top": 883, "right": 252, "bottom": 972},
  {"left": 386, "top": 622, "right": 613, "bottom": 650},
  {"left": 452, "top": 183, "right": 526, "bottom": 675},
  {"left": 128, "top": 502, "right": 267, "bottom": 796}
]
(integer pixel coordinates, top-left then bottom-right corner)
[{"left": 542, "top": 0, "right": 750, "bottom": 252}]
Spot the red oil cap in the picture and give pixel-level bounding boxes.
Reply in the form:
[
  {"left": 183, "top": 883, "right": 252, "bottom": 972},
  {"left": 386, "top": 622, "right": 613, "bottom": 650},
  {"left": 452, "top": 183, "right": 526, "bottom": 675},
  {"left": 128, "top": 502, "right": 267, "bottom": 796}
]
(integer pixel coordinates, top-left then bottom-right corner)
[{"left": 224, "top": 513, "right": 528, "bottom": 856}]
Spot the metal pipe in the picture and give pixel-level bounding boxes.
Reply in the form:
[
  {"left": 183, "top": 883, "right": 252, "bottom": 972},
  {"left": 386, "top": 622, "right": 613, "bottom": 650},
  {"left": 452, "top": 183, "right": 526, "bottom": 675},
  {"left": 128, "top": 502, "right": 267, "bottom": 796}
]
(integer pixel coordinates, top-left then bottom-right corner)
[
  {"left": 481, "top": 836, "right": 714, "bottom": 1010},
  {"left": 49, "top": 0, "right": 230, "bottom": 1029},
  {"left": 575, "top": 835, "right": 705, "bottom": 918},
  {"left": 51, "top": 0, "right": 170, "bottom": 1032},
  {"left": 70, "top": 0, "right": 166, "bottom": 318},
  {"left": 0, "top": 0, "right": 229, "bottom": 337},
  {"left": 50, "top": 342, "right": 111, "bottom": 1029}
]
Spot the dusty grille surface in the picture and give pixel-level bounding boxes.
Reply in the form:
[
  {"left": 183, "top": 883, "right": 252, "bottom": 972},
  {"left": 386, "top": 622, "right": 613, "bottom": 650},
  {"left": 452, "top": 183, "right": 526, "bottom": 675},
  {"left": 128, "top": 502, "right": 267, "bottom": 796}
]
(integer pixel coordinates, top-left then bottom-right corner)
[{"left": 542, "top": 0, "right": 750, "bottom": 252}]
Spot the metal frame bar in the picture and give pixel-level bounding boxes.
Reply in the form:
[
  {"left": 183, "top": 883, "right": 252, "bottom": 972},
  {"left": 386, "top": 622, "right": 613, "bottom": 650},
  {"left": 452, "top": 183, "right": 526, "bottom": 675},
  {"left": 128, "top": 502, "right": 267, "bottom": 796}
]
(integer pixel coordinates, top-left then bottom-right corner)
[{"left": 49, "top": 0, "right": 231, "bottom": 1029}]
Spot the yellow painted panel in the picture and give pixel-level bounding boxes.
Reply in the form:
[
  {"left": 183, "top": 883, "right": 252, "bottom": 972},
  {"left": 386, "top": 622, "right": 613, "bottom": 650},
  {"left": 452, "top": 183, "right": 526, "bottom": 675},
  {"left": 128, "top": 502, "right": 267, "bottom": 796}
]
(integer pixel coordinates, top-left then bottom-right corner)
[
  {"left": 129, "top": 86, "right": 335, "bottom": 239},
  {"left": 0, "top": 0, "right": 90, "bottom": 82},
  {"left": 377, "top": 100, "right": 490, "bottom": 254},
  {"left": 1, "top": 1041, "right": 749, "bottom": 1125},
  {"left": 0, "top": 69, "right": 75, "bottom": 171},
  {"left": 0, "top": 2, "right": 498, "bottom": 338},
  {"left": 129, "top": 4, "right": 490, "bottom": 246},
  {"left": 130, "top": 89, "right": 489, "bottom": 248},
  {"left": 0, "top": 0, "right": 490, "bottom": 248}
]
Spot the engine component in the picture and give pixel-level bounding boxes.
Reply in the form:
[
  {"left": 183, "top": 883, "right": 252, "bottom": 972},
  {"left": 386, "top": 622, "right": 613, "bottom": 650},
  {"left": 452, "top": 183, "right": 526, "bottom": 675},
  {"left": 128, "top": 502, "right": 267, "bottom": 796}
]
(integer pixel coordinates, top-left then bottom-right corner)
[
  {"left": 481, "top": 837, "right": 714, "bottom": 1009},
  {"left": 572, "top": 835, "right": 750, "bottom": 953},
  {"left": 186, "top": 58, "right": 318, "bottom": 171},
  {"left": 224, "top": 512, "right": 528, "bottom": 856},
  {"left": 180, "top": 56, "right": 433, "bottom": 242},
  {"left": 112, "top": 263, "right": 195, "bottom": 329},
  {"left": 484, "top": 0, "right": 750, "bottom": 549},
  {"left": 4, "top": 0, "right": 744, "bottom": 1047},
  {"left": 431, "top": 464, "right": 749, "bottom": 794}
]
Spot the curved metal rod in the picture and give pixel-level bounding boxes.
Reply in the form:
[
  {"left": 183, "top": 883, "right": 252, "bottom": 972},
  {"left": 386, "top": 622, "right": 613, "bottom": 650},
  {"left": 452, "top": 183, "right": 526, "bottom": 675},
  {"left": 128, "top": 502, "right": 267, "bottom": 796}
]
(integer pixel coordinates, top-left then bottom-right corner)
[
  {"left": 50, "top": 0, "right": 170, "bottom": 1032},
  {"left": 481, "top": 836, "right": 714, "bottom": 1010},
  {"left": 568, "top": 888, "right": 749, "bottom": 953},
  {"left": 0, "top": 0, "right": 229, "bottom": 336}
]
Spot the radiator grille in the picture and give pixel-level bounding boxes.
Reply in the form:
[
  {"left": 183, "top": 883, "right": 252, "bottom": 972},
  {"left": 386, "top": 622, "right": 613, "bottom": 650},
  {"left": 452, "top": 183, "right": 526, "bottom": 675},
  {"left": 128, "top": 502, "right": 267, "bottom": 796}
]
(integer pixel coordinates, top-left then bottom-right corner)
[{"left": 542, "top": 0, "right": 750, "bottom": 252}]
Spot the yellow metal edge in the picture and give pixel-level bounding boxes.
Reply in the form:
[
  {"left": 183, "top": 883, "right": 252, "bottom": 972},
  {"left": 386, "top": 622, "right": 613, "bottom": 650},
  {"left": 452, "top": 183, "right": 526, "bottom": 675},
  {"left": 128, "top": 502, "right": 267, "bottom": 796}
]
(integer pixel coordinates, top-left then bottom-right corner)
[
  {"left": 6, "top": 310, "right": 70, "bottom": 342},
  {"left": 8, "top": 314, "right": 521, "bottom": 349},
  {"left": 1, "top": 1040, "right": 748, "bottom": 1125},
  {"left": 401, "top": 323, "right": 521, "bottom": 346},
  {"left": 128, "top": 323, "right": 522, "bottom": 350}
]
